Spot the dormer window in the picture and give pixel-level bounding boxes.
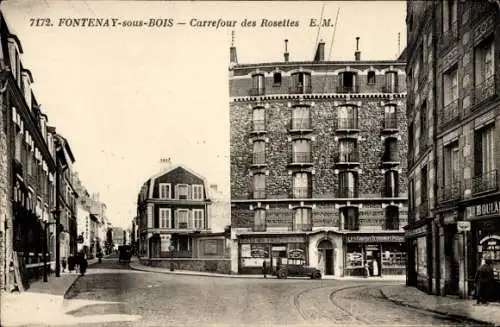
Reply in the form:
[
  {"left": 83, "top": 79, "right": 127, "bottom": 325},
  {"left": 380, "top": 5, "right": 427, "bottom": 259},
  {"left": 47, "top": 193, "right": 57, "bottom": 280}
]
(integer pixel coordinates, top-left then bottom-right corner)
[
  {"left": 192, "top": 184, "right": 203, "bottom": 200},
  {"left": 385, "top": 71, "right": 399, "bottom": 93},
  {"left": 251, "top": 73, "right": 265, "bottom": 96},
  {"left": 338, "top": 72, "right": 358, "bottom": 93},
  {"left": 290, "top": 72, "right": 311, "bottom": 94},
  {"left": 159, "top": 183, "right": 171, "bottom": 199},
  {"left": 273, "top": 72, "right": 282, "bottom": 86},
  {"left": 176, "top": 184, "right": 189, "bottom": 200},
  {"left": 367, "top": 71, "right": 376, "bottom": 85}
]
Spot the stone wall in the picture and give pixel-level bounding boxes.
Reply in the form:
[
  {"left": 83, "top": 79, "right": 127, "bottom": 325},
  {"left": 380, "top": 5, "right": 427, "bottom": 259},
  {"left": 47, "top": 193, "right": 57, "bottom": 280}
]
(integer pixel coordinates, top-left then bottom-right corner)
[{"left": 141, "top": 258, "right": 231, "bottom": 274}]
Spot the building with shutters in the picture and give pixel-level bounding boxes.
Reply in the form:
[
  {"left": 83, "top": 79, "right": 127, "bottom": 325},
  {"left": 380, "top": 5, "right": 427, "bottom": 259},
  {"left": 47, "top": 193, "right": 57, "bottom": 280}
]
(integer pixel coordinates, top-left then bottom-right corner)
[
  {"left": 229, "top": 37, "right": 409, "bottom": 276},
  {"left": 405, "top": 0, "right": 500, "bottom": 299}
]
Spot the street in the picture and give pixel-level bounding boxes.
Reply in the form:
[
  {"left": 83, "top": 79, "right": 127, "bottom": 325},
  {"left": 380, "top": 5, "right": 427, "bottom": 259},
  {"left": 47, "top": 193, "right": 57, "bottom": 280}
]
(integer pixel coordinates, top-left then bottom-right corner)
[{"left": 35, "top": 257, "right": 484, "bottom": 327}]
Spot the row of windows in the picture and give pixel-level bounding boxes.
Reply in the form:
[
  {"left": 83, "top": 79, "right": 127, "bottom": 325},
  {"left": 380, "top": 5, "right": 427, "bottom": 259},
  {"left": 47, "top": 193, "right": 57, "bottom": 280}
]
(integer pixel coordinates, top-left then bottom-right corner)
[
  {"left": 250, "top": 170, "right": 400, "bottom": 199},
  {"left": 158, "top": 183, "right": 204, "bottom": 200},
  {"left": 158, "top": 208, "right": 205, "bottom": 229},
  {"left": 251, "top": 206, "right": 402, "bottom": 231}
]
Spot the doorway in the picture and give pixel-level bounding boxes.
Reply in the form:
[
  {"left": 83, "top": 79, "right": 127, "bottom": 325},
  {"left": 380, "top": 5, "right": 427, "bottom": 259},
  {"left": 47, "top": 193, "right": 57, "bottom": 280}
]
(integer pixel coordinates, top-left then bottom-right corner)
[
  {"left": 317, "top": 239, "right": 334, "bottom": 275},
  {"left": 325, "top": 249, "right": 334, "bottom": 275}
]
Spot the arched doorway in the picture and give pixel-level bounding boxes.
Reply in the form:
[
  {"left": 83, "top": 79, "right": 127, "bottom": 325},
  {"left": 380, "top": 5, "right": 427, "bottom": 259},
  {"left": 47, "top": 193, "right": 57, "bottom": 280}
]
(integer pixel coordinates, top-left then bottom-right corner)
[{"left": 317, "top": 239, "right": 334, "bottom": 275}]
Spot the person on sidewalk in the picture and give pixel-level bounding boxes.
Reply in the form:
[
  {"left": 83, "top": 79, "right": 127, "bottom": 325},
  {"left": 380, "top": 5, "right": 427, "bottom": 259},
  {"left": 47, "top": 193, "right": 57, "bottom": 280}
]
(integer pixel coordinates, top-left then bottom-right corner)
[
  {"left": 68, "top": 255, "right": 75, "bottom": 274},
  {"left": 262, "top": 260, "right": 267, "bottom": 278},
  {"left": 79, "top": 252, "right": 88, "bottom": 276},
  {"left": 474, "top": 258, "right": 495, "bottom": 305}
]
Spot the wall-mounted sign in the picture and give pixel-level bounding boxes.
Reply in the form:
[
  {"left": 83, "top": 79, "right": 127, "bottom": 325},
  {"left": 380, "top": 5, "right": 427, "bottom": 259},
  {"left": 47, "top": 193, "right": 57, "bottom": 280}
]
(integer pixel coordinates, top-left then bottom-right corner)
[
  {"left": 240, "top": 236, "right": 306, "bottom": 244},
  {"left": 457, "top": 221, "right": 471, "bottom": 232},
  {"left": 287, "top": 248, "right": 305, "bottom": 260},
  {"left": 466, "top": 201, "right": 500, "bottom": 220},
  {"left": 346, "top": 235, "right": 405, "bottom": 243}
]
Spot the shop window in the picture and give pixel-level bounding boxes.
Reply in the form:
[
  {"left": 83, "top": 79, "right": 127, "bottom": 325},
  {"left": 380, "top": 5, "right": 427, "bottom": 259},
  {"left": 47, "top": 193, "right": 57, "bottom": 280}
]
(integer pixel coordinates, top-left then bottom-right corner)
[
  {"left": 346, "top": 244, "right": 364, "bottom": 269},
  {"left": 381, "top": 245, "right": 406, "bottom": 269},
  {"left": 341, "top": 207, "right": 359, "bottom": 230}
]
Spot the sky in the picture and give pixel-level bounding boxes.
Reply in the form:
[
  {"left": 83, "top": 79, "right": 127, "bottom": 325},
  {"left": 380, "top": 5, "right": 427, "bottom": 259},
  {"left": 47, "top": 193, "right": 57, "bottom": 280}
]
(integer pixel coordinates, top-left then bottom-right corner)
[{"left": 1, "top": 0, "right": 407, "bottom": 229}]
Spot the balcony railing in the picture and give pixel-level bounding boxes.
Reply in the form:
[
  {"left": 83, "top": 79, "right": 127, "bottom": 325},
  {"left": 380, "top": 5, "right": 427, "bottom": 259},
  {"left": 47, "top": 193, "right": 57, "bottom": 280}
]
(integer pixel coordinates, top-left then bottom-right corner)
[
  {"left": 289, "top": 85, "right": 312, "bottom": 94},
  {"left": 252, "top": 225, "right": 267, "bottom": 232},
  {"left": 382, "top": 117, "right": 398, "bottom": 130},
  {"left": 336, "top": 118, "right": 359, "bottom": 130},
  {"left": 291, "top": 152, "right": 312, "bottom": 164},
  {"left": 252, "top": 119, "right": 266, "bottom": 132},
  {"left": 474, "top": 75, "right": 496, "bottom": 106},
  {"left": 472, "top": 170, "right": 498, "bottom": 195},
  {"left": 290, "top": 118, "right": 312, "bottom": 130},
  {"left": 253, "top": 188, "right": 266, "bottom": 199},
  {"left": 336, "top": 85, "right": 359, "bottom": 94},
  {"left": 337, "top": 187, "right": 359, "bottom": 198},
  {"left": 438, "top": 181, "right": 462, "bottom": 202},
  {"left": 419, "top": 200, "right": 429, "bottom": 219},
  {"left": 382, "top": 85, "right": 399, "bottom": 93},
  {"left": 290, "top": 223, "right": 312, "bottom": 232},
  {"left": 336, "top": 152, "right": 359, "bottom": 163},
  {"left": 252, "top": 152, "right": 266, "bottom": 165},
  {"left": 292, "top": 187, "right": 311, "bottom": 198},
  {"left": 440, "top": 100, "right": 459, "bottom": 126},
  {"left": 249, "top": 87, "right": 265, "bottom": 96}
]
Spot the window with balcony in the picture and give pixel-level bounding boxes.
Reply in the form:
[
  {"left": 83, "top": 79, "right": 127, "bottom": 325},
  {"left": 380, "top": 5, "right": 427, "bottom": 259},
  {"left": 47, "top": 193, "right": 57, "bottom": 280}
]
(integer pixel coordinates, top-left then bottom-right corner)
[
  {"left": 252, "top": 108, "right": 266, "bottom": 132},
  {"left": 291, "top": 106, "right": 311, "bottom": 130},
  {"left": 384, "top": 170, "right": 399, "bottom": 197},
  {"left": 368, "top": 71, "right": 376, "bottom": 85},
  {"left": 273, "top": 72, "right": 282, "bottom": 86},
  {"left": 294, "top": 207, "right": 312, "bottom": 231},
  {"left": 474, "top": 35, "right": 495, "bottom": 105},
  {"left": 420, "top": 101, "right": 428, "bottom": 150},
  {"left": 159, "top": 183, "right": 171, "bottom": 199},
  {"left": 340, "top": 207, "right": 359, "bottom": 230},
  {"left": 175, "top": 209, "right": 189, "bottom": 229},
  {"left": 290, "top": 72, "right": 311, "bottom": 94},
  {"left": 442, "top": 66, "right": 459, "bottom": 124},
  {"left": 176, "top": 184, "right": 189, "bottom": 200},
  {"left": 385, "top": 72, "right": 398, "bottom": 93},
  {"left": 251, "top": 73, "right": 265, "bottom": 96},
  {"left": 338, "top": 170, "right": 358, "bottom": 198},
  {"left": 420, "top": 165, "right": 429, "bottom": 218},
  {"left": 193, "top": 209, "right": 204, "bottom": 229},
  {"left": 27, "top": 148, "right": 33, "bottom": 176},
  {"left": 385, "top": 206, "right": 400, "bottom": 230},
  {"left": 192, "top": 185, "right": 203, "bottom": 200},
  {"left": 338, "top": 72, "right": 358, "bottom": 93},
  {"left": 292, "top": 139, "right": 312, "bottom": 163},
  {"left": 338, "top": 139, "right": 358, "bottom": 163},
  {"left": 442, "top": 0, "right": 458, "bottom": 39},
  {"left": 383, "top": 105, "right": 398, "bottom": 130},
  {"left": 253, "top": 173, "right": 266, "bottom": 199},
  {"left": 383, "top": 137, "right": 399, "bottom": 162},
  {"left": 292, "top": 172, "right": 311, "bottom": 198},
  {"left": 337, "top": 105, "right": 358, "bottom": 130},
  {"left": 159, "top": 208, "right": 171, "bottom": 229},
  {"left": 441, "top": 141, "right": 461, "bottom": 202},
  {"left": 473, "top": 123, "right": 497, "bottom": 194},
  {"left": 254, "top": 208, "right": 266, "bottom": 232},
  {"left": 252, "top": 141, "right": 266, "bottom": 165},
  {"left": 15, "top": 129, "right": 22, "bottom": 162}
]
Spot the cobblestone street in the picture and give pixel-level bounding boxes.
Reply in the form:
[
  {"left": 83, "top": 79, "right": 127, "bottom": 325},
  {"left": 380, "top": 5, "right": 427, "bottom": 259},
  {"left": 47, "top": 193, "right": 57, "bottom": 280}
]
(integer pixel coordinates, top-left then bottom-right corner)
[{"left": 27, "top": 258, "right": 484, "bottom": 327}]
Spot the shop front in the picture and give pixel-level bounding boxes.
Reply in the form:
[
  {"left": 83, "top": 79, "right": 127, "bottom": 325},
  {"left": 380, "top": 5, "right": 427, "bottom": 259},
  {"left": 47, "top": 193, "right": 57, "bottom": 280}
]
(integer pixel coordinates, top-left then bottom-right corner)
[
  {"left": 406, "top": 223, "right": 432, "bottom": 292},
  {"left": 466, "top": 199, "right": 500, "bottom": 301},
  {"left": 238, "top": 235, "right": 307, "bottom": 274},
  {"left": 344, "top": 234, "right": 406, "bottom": 277}
]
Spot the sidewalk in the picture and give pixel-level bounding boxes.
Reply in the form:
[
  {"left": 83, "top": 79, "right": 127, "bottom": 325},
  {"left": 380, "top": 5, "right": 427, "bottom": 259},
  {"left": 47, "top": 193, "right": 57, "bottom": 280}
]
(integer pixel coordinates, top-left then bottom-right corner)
[
  {"left": 129, "top": 260, "right": 406, "bottom": 281},
  {"left": 380, "top": 284, "right": 500, "bottom": 326},
  {"left": 1, "top": 257, "right": 100, "bottom": 326}
]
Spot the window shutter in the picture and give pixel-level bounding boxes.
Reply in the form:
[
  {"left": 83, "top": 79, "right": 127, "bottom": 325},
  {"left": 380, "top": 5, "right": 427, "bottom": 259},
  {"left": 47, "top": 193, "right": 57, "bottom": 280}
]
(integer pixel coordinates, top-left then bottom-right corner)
[
  {"left": 175, "top": 184, "right": 179, "bottom": 199},
  {"left": 188, "top": 210, "right": 193, "bottom": 229},
  {"left": 187, "top": 185, "right": 192, "bottom": 200}
]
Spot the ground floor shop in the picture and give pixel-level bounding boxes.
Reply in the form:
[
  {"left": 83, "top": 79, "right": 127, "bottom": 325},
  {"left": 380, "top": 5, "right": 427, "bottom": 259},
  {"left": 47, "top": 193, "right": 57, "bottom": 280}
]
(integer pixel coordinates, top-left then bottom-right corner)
[{"left": 406, "top": 222, "right": 433, "bottom": 293}]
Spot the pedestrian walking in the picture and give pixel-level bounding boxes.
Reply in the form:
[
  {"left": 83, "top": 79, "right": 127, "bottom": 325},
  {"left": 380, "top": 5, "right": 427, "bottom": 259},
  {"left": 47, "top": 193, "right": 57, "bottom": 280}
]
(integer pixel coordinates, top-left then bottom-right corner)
[
  {"left": 68, "top": 255, "right": 75, "bottom": 273},
  {"left": 61, "top": 258, "right": 67, "bottom": 273},
  {"left": 474, "top": 258, "right": 495, "bottom": 305},
  {"left": 262, "top": 260, "right": 267, "bottom": 278},
  {"left": 79, "top": 252, "right": 88, "bottom": 276}
]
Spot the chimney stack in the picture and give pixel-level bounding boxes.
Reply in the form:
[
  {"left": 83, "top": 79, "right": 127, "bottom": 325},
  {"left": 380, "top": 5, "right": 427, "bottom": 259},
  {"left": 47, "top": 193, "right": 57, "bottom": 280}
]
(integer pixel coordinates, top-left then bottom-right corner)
[
  {"left": 230, "top": 31, "right": 238, "bottom": 65},
  {"left": 355, "top": 37, "right": 361, "bottom": 61},
  {"left": 284, "top": 39, "right": 289, "bottom": 62},
  {"left": 314, "top": 39, "right": 325, "bottom": 62}
]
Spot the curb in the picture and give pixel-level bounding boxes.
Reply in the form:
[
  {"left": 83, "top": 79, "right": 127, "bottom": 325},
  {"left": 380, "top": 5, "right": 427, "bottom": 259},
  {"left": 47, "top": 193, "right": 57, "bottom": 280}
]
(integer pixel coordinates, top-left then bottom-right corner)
[
  {"left": 379, "top": 288, "right": 495, "bottom": 326},
  {"left": 129, "top": 262, "right": 264, "bottom": 279},
  {"left": 63, "top": 259, "right": 100, "bottom": 299}
]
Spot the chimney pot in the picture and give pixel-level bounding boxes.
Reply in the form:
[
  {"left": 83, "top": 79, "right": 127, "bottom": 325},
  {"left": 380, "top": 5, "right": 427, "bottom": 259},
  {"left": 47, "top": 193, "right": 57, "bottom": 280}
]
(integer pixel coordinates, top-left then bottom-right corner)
[
  {"left": 355, "top": 37, "right": 361, "bottom": 61},
  {"left": 284, "top": 39, "right": 290, "bottom": 62}
]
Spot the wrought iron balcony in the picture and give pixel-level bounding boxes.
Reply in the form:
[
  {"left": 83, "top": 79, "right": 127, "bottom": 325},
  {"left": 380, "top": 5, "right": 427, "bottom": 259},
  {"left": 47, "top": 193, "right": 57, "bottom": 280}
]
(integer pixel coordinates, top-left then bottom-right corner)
[
  {"left": 290, "top": 118, "right": 312, "bottom": 131},
  {"left": 440, "top": 100, "right": 459, "bottom": 126},
  {"left": 290, "top": 223, "right": 312, "bottom": 232},
  {"left": 252, "top": 188, "right": 266, "bottom": 199},
  {"left": 252, "top": 152, "right": 266, "bottom": 165},
  {"left": 419, "top": 200, "right": 429, "bottom": 219},
  {"left": 289, "top": 85, "right": 312, "bottom": 94},
  {"left": 382, "top": 117, "right": 398, "bottom": 131},
  {"left": 336, "top": 152, "right": 359, "bottom": 164},
  {"left": 249, "top": 87, "right": 265, "bottom": 96},
  {"left": 291, "top": 152, "right": 312, "bottom": 164},
  {"left": 337, "top": 186, "right": 359, "bottom": 198},
  {"left": 252, "top": 119, "right": 266, "bottom": 133},
  {"left": 292, "top": 187, "right": 311, "bottom": 198},
  {"left": 335, "top": 118, "right": 359, "bottom": 131},
  {"left": 336, "top": 85, "right": 359, "bottom": 94},
  {"left": 472, "top": 170, "right": 498, "bottom": 195},
  {"left": 474, "top": 75, "right": 496, "bottom": 106},
  {"left": 438, "top": 181, "right": 462, "bottom": 202},
  {"left": 252, "top": 225, "right": 267, "bottom": 232}
]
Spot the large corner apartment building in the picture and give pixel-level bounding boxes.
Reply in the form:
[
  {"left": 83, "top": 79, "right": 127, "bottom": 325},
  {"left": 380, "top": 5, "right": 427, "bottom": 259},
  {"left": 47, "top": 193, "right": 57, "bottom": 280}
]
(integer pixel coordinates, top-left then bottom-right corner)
[
  {"left": 229, "top": 38, "right": 409, "bottom": 277},
  {"left": 405, "top": 0, "right": 500, "bottom": 299}
]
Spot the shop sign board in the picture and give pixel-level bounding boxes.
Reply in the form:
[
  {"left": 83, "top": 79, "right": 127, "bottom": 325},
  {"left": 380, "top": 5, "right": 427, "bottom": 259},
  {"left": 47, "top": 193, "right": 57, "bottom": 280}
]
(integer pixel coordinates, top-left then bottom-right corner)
[
  {"left": 406, "top": 225, "right": 427, "bottom": 238},
  {"left": 239, "top": 236, "right": 306, "bottom": 244},
  {"left": 346, "top": 235, "right": 405, "bottom": 243},
  {"left": 457, "top": 221, "right": 471, "bottom": 232},
  {"left": 287, "top": 248, "right": 305, "bottom": 260},
  {"left": 466, "top": 201, "right": 500, "bottom": 220}
]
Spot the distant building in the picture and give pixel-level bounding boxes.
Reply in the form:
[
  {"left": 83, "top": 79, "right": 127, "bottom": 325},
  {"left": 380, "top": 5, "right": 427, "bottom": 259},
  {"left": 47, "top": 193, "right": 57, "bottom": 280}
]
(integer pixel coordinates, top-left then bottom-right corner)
[
  {"left": 111, "top": 227, "right": 125, "bottom": 248},
  {"left": 207, "top": 184, "right": 230, "bottom": 233}
]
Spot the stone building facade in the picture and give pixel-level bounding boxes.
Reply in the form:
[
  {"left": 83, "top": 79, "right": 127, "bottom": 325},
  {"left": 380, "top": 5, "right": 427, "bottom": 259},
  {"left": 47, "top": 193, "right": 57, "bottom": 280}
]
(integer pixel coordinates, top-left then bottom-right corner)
[
  {"left": 405, "top": 0, "right": 500, "bottom": 299},
  {"left": 229, "top": 39, "right": 409, "bottom": 276}
]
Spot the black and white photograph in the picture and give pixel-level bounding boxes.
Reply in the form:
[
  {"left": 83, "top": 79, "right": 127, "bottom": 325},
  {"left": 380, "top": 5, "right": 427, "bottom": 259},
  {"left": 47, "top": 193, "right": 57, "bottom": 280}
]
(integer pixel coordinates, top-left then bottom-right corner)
[{"left": 0, "top": 0, "right": 499, "bottom": 326}]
